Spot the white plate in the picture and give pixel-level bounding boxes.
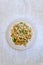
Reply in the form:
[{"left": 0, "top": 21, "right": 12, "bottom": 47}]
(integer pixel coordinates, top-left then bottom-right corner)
[{"left": 6, "top": 19, "right": 36, "bottom": 50}]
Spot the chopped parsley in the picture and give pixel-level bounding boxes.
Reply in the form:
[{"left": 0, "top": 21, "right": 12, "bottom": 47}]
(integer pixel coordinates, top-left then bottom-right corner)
[
  {"left": 20, "top": 22, "right": 24, "bottom": 24},
  {"left": 13, "top": 38, "right": 16, "bottom": 42},
  {"left": 19, "top": 30, "right": 25, "bottom": 34}
]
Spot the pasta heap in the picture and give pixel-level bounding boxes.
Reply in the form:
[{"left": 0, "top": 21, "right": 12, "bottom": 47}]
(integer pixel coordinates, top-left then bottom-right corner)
[{"left": 11, "top": 22, "right": 32, "bottom": 46}]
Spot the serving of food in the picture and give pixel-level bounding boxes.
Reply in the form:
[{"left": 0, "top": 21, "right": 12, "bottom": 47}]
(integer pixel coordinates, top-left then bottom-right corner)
[
  {"left": 6, "top": 20, "right": 35, "bottom": 50},
  {"left": 11, "top": 22, "right": 32, "bottom": 47}
]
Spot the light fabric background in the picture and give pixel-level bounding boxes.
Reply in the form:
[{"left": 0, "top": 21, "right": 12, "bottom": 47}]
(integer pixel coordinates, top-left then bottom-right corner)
[{"left": 0, "top": 0, "right": 43, "bottom": 65}]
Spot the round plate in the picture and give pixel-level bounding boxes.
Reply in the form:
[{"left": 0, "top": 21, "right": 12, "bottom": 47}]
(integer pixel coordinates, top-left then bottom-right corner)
[{"left": 6, "top": 19, "right": 36, "bottom": 50}]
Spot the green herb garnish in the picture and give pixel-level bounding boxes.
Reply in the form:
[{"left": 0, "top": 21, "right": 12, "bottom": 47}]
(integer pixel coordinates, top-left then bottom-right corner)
[
  {"left": 19, "top": 30, "right": 25, "bottom": 34},
  {"left": 13, "top": 38, "right": 16, "bottom": 42},
  {"left": 20, "top": 22, "right": 24, "bottom": 24}
]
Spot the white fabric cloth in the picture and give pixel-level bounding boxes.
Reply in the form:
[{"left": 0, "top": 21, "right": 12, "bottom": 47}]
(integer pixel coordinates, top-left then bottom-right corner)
[{"left": 0, "top": 0, "right": 43, "bottom": 65}]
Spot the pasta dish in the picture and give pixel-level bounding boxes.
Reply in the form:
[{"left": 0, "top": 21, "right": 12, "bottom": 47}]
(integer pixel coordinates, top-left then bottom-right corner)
[{"left": 11, "top": 22, "right": 32, "bottom": 46}]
